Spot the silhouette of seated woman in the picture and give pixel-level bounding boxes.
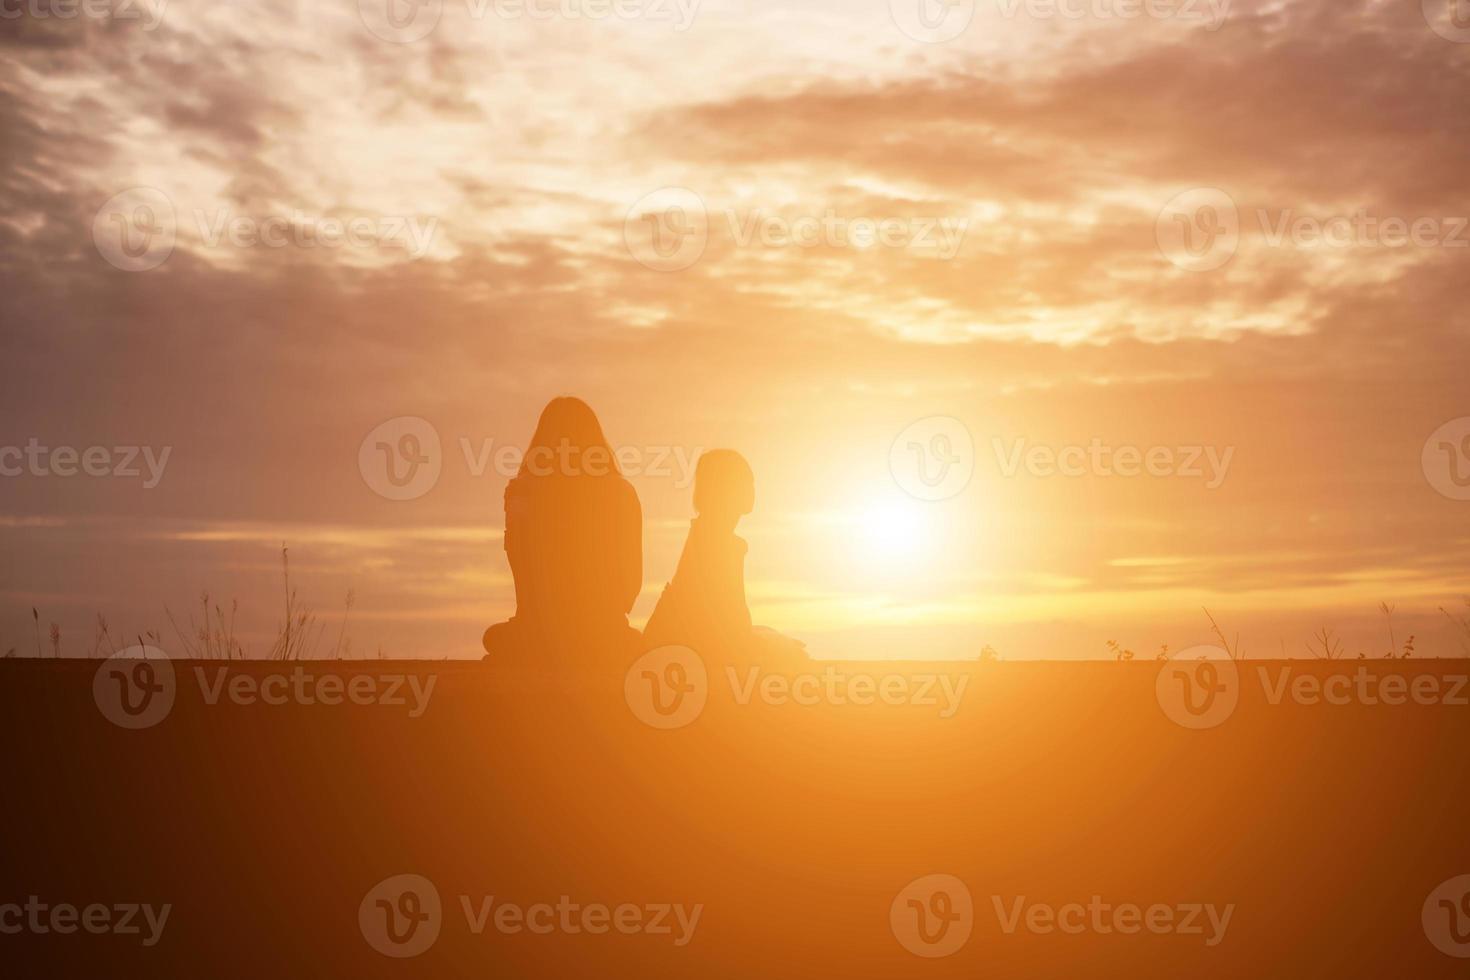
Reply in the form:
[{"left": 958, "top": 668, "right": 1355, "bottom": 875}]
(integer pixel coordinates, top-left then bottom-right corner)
[
  {"left": 482, "top": 397, "right": 643, "bottom": 664},
  {"left": 643, "top": 449, "right": 805, "bottom": 661}
]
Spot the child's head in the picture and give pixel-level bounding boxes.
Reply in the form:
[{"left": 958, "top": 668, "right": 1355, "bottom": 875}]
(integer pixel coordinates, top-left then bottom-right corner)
[{"left": 692, "top": 450, "right": 754, "bottom": 520}]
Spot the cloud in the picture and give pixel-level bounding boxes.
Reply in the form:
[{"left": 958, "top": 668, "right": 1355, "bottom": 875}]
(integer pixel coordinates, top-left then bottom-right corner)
[{"left": 0, "top": 0, "right": 1465, "bottom": 657}]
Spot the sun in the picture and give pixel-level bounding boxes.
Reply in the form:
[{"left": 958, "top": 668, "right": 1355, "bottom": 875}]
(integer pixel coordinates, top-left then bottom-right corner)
[{"left": 853, "top": 497, "right": 931, "bottom": 567}]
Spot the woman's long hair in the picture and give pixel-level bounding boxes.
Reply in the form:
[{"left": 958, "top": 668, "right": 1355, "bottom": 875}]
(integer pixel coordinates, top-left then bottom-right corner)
[{"left": 517, "top": 396, "right": 621, "bottom": 479}]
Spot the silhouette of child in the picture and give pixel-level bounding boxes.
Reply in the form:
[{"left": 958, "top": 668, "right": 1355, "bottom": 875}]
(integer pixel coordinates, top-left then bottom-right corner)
[{"left": 644, "top": 450, "right": 804, "bottom": 661}]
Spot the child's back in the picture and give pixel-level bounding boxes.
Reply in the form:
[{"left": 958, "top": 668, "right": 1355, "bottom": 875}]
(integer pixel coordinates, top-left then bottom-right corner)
[
  {"left": 644, "top": 450, "right": 755, "bottom": 657},
  {"left": 644, "top": 450, "right": 806, "bottom": 662}
]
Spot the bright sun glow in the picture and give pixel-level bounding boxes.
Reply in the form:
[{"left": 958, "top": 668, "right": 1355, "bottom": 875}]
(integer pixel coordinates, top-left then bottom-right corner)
[{"left": 853, "top": 498, "right": 930, "bottom": 567}]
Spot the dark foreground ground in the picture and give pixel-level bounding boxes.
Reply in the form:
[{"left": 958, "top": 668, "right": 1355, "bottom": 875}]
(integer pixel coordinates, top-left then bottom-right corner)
[{"left": 3, "top": 653, "right": 1469, "bottom": 978}]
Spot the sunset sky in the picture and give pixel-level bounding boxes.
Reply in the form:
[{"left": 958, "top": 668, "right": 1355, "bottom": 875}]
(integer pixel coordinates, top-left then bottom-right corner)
[{"left": 1, "top": 0, "right": 1467, "bottom": 659}]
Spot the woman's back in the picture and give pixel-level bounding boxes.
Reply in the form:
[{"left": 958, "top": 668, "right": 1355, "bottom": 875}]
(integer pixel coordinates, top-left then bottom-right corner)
[
  {"left": 505, "top": 472, "right": 641, "bottom": 625},
  {"left": 483, "top": 397, "right": 644, "bottom": 663}
]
